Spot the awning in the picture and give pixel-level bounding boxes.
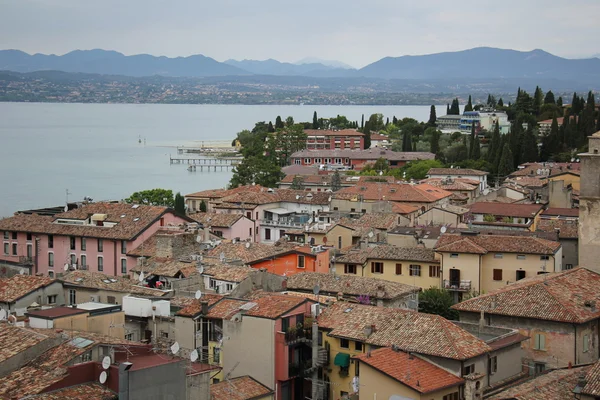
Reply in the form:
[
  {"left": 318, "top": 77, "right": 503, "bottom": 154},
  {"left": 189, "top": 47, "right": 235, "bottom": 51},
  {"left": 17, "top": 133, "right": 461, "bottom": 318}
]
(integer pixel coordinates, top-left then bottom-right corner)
[
  {"left": 265, "top": 207, "right": 294, "bottom": 215},
  {"left": 334, "top": 352, "right": 350, "bottom": 367}
]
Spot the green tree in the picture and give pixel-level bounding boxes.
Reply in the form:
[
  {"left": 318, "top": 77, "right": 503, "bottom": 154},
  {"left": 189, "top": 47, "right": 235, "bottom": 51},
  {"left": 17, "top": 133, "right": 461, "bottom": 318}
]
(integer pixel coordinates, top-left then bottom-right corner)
[
  {"left": 275, "top": 116, "right": 284, "bottom": 129},
  {"left": 430, "top": 129, "right": 441, "bottom": 154},
  {"left": 449, "top": 98, "right": 460, "bottom": 115},
  {"left": 465, "top": 95, "right": 473, "bottom": 112},
  {"left": 312, "top": 111, "right": 319, "bottom": 129},
  {"left": 497, "top": 143, "right": 514, "bottom": 177},
  {"left": 267, "top": 121, "right": 275, "bottom": 133},
  {"left": 428, "top": 105, "right": 437, "bottom": 126},
  {"left": 544, "top": 90, "right": 556, "bottom": 105},
  {"left": 331, "top": 171, "right": 342, "bottom": 192},
  {"left": 126, "top": 189, "right": 175, "bottom": 207},
  {"left": 471, "top": 136, "right": 481, "bottom": 160},
  {"left": 402, "top": 131, "right": 412, "bottom": 152},
  {"left": 290, "top": 175, "right": 304, "bottom": 190},
  {"left": 557, "top": 96, "right": 563, "bottom": 108},
  {"left": 174, "top": 192, "right": 185, "bottom": 215},
  {"left": 373, "top": 157, "right": 389, "bottom": 172},
  {"left": 533, "top": 86, "right": 544, "bottom": 115},
  {"left": 520, "top": 127, "right": 539, "bottom": 163},
  {"left": 199, "top": 200, "right": 207, "bottom": 212},
  {"left": 418, "top": 288, "right": 459, "bottom": 320},
  {"left": 285, "top": 116, "right": 295, "bottom": 126},
  {"left": 498, "top": 98, "right": 504, "bottom": 107},
  {"left": 446, "top": 104, "right": 450, "bottom": 115},
  {"left": 468, "top": 123, "right": 476, "bottom": 158},
  {"left": 399, "top": 159, "right": 444, "bottom": 180},
  {"left": 487, "top": 122, "right": 501, "bottom": 166},
  {"left": 540, "top": 116, "right": 559, "bottom": 161}
]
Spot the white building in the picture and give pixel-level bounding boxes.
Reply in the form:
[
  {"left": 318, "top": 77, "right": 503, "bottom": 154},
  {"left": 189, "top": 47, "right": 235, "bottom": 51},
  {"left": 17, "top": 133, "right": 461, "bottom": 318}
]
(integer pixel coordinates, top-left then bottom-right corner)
[
  {"left": 426, "top": 168, "right": 489, "bottom": 191},
  {"left": 460, "top": 111, "right": 510, "bottom": 134}
]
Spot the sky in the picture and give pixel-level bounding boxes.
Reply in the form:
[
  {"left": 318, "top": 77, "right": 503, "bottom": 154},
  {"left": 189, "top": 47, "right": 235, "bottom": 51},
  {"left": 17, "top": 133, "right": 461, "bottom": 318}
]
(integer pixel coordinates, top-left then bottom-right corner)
[{"left": 1, "top": 0, "right": 599, "bottom": 68}]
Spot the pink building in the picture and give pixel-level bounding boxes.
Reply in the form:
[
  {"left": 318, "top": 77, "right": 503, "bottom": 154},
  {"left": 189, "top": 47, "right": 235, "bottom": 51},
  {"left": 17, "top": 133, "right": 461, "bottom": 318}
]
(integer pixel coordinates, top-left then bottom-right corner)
[
  {"left": 0, "top": 203, "right": 192, "bottom": 278},
  {"left": 304, "top": 129, "right": 365, "bottom": 150},
  {"left": 189, "top": 212, "right": 254, "bottom": 242}
]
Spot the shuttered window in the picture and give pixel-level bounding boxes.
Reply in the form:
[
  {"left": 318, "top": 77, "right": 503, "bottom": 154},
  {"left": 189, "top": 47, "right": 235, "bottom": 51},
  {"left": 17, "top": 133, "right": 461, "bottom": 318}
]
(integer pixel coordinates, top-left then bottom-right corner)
[{"left": 493, "top": 269, "right": 503, "bottom": 281}]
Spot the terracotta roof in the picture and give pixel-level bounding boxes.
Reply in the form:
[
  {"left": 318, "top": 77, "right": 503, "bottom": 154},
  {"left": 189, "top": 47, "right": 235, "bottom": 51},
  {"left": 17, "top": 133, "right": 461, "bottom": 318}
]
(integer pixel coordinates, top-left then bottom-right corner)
[
  {"left": 339, "top": 213, "right": 404, "bottom": 231},
  {"left": 0, "top": 323, "right": 57, "bottom": 364},
  {"left": 421, "top": 178, "right": 479, "bottom": 191},
  {"left": 334, "top": 183, "right": 452, "bottom": 203},
  {"left": 391, "top": 202, "right": 420, "bottom": 215},
  {"left": 0, "top": 275, "right": 56, "bottom": 303},
  {"left": 242, "top": 294, "right": 309, "bottom": 320},
  {"left": 305, "top": 129, "right": 364, "bottom": 137},
  {"left": 280, "top": 174, "right": 333, "bottom": 184},
  {"left": 281, "top": 164, "right": 320, "bottom": 176},
  {"left": 131, "top": 258, "right": 199, "bottom": 278},
  {"left": 370, "top": 133, "right": 390, "bottom": 141},
  {"left": 318, "top": 302, "right": 491, "bottom": 360},
  {"left": 291, "top": 149, "right": 435, "bottom": 162},
  {"left": 336, "top": 244, "right": 438, "bottom": 265},
  {"left": 205, "top": 242, "right": 296, "bottom": 264},
  {"left": 217, "top": 189, "right": 331, "bottom": 206},
  {"left": 206, "top": 298, "right": 249, "bottom": 319},
  {"left": 0, "top": 202, "right": 181, "bottom": 241},
  {"left": 452, "top": 268, "right": 600, "bottom": 324},
  {"left": 60, "top": 270, "right": 169, "bottom": 297},
  {"left": 202, "top": 263, "right": 254, "bottom": 283},
  {"left": 210, "top": 375, "right": 274, "bottom": 400},
  {"left": 354, "top": 348, "right": 464, "bottom": 394},
  {"left": 434, "top": 233, "right": 561, "bottom": 255},
  {"left": 537, "top": 219, "right": 578, "bottom": 239},
  {"left": 427, "top": 168, "right": 488, "bottom": 176},
  {"left": 510, "top": 162, "right": 580, "bottom": 178},
  {"left": 505, "top": 176, "right": 548, "bottom": 188},
  {"left": 489, "top": 365, "right": 590, "bottom": 400},
  {"left": 583, "top": 360, "right": 600, "bottom": 396},
  {"left": 26, "top": 307, "right": 88, "bottom": 319},
  {"left": 542, "top": 208, "right": 579, "bottom": 218},
  {"left": 185, "top": 185, "right": 268, "bottom": 199},
  {"left": 189, "top": 212, "right": 244, "bottom": 227},
  {"left": 28, "top": 383, "right": 116, "bottom": 399},
  {"left": 468, "top": 202, "right": 543, "bottom": 218},
  {"left": 175, "top": 294, "right": 225, "bottom": 317},
  {"left": 286, "top": 272, "right": 420, "bottom": 299}
]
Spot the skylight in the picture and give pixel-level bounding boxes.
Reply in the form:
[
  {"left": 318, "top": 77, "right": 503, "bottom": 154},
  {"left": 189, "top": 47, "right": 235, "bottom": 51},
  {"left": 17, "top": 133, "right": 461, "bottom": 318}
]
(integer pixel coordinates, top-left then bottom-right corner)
[{"left": 69, "top": 337, "right": 94, "bottom": 348}]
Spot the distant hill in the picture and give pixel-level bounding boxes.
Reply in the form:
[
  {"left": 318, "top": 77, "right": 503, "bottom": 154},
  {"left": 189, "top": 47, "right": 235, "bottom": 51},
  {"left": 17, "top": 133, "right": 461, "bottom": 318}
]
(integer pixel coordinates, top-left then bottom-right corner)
[
  {"left": 0, "top": 49, "right": 248, "bottom": 77},
  {"left": 295, "top": 57, "right": 354, "bottom": 69},
  {"left": 358, "top": 47, "right": 600, "bottom": 84},
  {"left": 223, "top": 58, "right": 338, "bottom": 76}
]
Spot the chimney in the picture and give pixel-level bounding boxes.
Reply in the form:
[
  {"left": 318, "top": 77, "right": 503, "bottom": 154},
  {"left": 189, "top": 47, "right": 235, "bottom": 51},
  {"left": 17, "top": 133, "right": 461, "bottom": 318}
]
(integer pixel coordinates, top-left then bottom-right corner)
[{"left": 201, "top": 301, "right": 209, "bottom": 315}]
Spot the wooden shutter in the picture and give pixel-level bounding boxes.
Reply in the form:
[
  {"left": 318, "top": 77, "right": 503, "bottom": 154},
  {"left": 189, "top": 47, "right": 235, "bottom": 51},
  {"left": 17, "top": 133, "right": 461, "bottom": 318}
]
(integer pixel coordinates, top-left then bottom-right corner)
[
  {"left": 371, "top": 262, "right": 375, "bottom": 273},
  {"left": 396, "top": 264, "right": 402, "bottom": 275},
  {"left": 493, "top": 269, "right": 503, "bottom": 281}
]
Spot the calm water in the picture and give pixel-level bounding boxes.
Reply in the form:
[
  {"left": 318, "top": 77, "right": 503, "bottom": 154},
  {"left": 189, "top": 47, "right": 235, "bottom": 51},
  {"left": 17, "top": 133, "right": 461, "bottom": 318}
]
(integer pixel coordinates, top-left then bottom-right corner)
[{"left": 0, "top": 103, "right": 440, "bottom": 217}]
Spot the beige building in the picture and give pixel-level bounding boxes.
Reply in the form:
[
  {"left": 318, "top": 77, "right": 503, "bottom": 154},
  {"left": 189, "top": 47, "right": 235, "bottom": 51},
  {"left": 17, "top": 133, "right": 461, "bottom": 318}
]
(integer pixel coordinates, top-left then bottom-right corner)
[
  {"left": 334, "top": 244, "right": 442, "bottom": 290},
  {"left": 468, "top": 202, "right": 544, "bottom": 231},
  {"left": 435, "top": 232, "right": 562, "bottom": 297},
  {"left": 415, "top": 204, "right": 469, "bottom": 227},
  {"left": 579, "top": 132, "right": 600, "bottom": 272}
]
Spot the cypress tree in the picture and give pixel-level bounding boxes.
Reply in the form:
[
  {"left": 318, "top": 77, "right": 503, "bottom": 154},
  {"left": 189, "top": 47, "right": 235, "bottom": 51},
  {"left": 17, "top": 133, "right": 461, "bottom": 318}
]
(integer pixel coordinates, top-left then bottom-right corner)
[
  {"left": 174, "top": 193, "right": 185, "bottom": 215},
  {"left": 471, "top": 136, "right": 481, "bottom": 160},
  {"left": 393, "top": 116, "right": 398, "bottom": 125},
  {"left": 520, "top": 127, "right": 539, "bottom": 163},
  {"left": 509, "top": 123, "right": 523, "bottom": 167},
  {"left": 428, "top": 105, "right": 437, "bottom": 126},
  {"left": 446, "top": 104, "right": 450, "bottom": 115},
  {"left": 544, "top": 90, "right": 556, "bottom": 105},
  {"left": 275, "top": 116, "right": 284, "bottom": 129},
  {"left": 572, "top": 93, "right": 579, "bottom": 114},
  {"left": 199, "top": 200, "right": 207, "bottom": 213},
  {"left": 596, "top": 112, "right": 600, "bottom": 133},
  {"left": 361, "top": 114, "right": 364, "bottom": 129},
  {"left": 469, "top": 123, "right": 476, "bottom": 158},
  {"left": 488, "top": 122, "right": 501, "bottom": 164},
  {"left": 430, "top": 129, "right": 441, "bottom": 154},
  {"left": 465, "top": 95, "right": 473, "bottom": 112},
  {"left": 557, "top": 97, "right": 563, "bottom": 108},
  {"left": 533, "top": 86, "right": 544, "bottom": 115},
  {"left": 540, "top": 116, "right": 559, "bottom": 161},
  {"left": 498, "top": 98, "right": 504, "bottom": 107},
  {"left": 267, "top": 121, "right": 275, "bottom": 133},
  {"left": 497, "top": 143, "right": 514, "bottom": 178},
  {"left": 402, "top": 132, "right": 412, "bottom": 152},
  {"left": 312, "top": 111, "right": 318, "bottom": 129},
  {"left": 585, "top": 91, "right": 596, "bottom": 136}
]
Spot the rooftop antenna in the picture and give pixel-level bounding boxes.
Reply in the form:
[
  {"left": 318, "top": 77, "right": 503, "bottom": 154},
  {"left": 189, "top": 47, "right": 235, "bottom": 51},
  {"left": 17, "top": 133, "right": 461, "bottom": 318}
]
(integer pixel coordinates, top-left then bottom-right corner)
[
  {"left": 440, "top": 226, "right": 447, "bottom": 234},
  {"left": 65, "top": 189, "right": 72, "bottom": 205},
  {"left": 245, "top": 242, "right": 251, "bottom": 249}
]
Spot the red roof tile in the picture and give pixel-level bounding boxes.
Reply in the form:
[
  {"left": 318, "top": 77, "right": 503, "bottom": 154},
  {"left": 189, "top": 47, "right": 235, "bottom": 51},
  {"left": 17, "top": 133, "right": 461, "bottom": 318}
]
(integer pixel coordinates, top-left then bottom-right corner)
[
  {"left": 0, "top": 275, "right": 56, "bottom": 303},
  {"left": 242, "top": 294, "right": 309, "bottom": 320},
  {"left": 427, "top": 168, "right": 488, "bottom": 176},
  {"left": 29, "top": 383, "right": 116, "bottom": 399},
  {"left": 210, "top": 375, "right": 274, "bottom": 400},
  {"left": 542, "top": 208, "right": 579, "bottom": 218},
  {"left": 334, "top": 183, "right": 452, "bottom": 203},
  {"left": 468, "top": 202, "right": 543, "bottom": 218},
  {"left": 583, "top": 360, "right": 600, "bottom": 396},
  {"left": 435, "top": 233, "right": 561, "bottom": 255},
  {"left": 354, "top": 348, "right": 463, "bottom": 394}
]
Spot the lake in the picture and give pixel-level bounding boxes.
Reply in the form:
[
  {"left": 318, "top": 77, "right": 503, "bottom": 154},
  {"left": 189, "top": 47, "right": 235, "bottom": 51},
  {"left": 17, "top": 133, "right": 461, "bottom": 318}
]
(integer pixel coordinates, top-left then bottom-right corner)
[{"left": 0, "top": 103, "right": 441, "bottom": 217}]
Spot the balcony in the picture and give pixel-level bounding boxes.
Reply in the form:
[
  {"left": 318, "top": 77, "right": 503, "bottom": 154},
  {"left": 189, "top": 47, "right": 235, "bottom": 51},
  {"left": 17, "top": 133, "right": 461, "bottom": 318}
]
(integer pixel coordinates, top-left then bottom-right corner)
[
  {"left": 19, "top": 256, "right": 35, "bottom": 266},
  {"left": 443, "top": 279, "right": 472, "bottom": 291},
  {"left": 288, "top": 361, "right": 311, "bottom": 378},
  {"left": 285, "top": 327, "right": 313, "bottom": 345},
  {"left": 260, "top": 219, "right": 306, "bottom": 228}
]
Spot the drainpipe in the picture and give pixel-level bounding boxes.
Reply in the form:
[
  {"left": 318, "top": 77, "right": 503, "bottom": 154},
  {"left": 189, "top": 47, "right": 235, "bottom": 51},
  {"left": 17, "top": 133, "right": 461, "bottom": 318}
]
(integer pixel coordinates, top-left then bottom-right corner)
[
  {"left": 113, "top": 240, "right": 118, "bottom": 276},
  {"left": 478, "top": 255, "right": 482, "bottom": 295},
  {"left": 574, "top": 323, "right": 577, "bottom": 365}
]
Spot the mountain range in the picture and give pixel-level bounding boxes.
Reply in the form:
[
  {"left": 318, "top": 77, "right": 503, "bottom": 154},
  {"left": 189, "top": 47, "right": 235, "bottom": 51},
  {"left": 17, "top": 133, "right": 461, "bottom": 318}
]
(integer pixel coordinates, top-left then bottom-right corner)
[{"left": 1, "top": 47, "right": 600, "bottom": 86}]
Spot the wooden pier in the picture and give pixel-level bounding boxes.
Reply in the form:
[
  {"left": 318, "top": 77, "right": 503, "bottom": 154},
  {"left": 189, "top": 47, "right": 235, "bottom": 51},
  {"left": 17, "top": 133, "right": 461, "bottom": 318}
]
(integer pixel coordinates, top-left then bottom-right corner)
[{"left": 169, "top": 156, "right": 241, "bottom": 171}]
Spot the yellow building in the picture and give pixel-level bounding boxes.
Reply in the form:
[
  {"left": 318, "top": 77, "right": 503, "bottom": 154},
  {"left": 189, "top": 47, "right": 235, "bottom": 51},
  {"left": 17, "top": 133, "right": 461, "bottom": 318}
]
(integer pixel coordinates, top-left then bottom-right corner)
[
  {"left": 354, "top": 348, "right": 463, "bottom": 400},
  {"left": 435, "top": 232, "right": 562, "bottom": 297},
  {"left": 549, "top": 170, "right": 580, "bottom": 192},
  {"left": 334, "top": 244, "right": 442, "bottom": 290},
  {"left": 305, "top": 223, "right": 357, "bottom": 250}
]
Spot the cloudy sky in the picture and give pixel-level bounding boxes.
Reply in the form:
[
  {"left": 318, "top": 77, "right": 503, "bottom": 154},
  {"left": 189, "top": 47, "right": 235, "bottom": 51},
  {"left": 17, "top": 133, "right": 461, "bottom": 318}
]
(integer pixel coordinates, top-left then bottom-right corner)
[{"left": 1, "top": 0, "right": 598, "bottom": 67}]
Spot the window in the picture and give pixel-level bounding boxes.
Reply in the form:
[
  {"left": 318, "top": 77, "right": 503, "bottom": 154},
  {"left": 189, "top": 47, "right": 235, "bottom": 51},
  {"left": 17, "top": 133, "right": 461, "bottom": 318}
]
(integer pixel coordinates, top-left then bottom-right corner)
[
  {"left": 125, "top": 333, "right": 133, "bottom": 341},
  {"left": 161, "top": 331, "right": 169, "bottom": 338},
  {"left": 69, "top": 289, "right": 76, "bottom": 305},
  {"left": 318, "top": 331, "right": 323, "bottom": 346},
  {"left": 443, "top": 393, "right": 459, "bottom": 400},
  {"left": 409, "top": 265, "right": 421, "bottom": 277},
  {"left": 463, "top": 364, "right": 475, "bottom": 376},
  {"left": 107, "top": 296, "right": 116, "bottom": 304},
  {"left": 371, "top": 262, "right": 383, "bottom": 274},
  {"left": 70, "top": 236, "right": 76, "bottom": 250},
  {"left": 344, "top": 264, "right": 357, "bottom": 274},
  {"left": 12, "top": 243, "right": 17, "bottom": 256},
  {"left": 429, "top": 265, "right": 440, "bottom": 278},
  {"left": 48, "top": 235, "right": 53, "bottom": 248},
  {"left": 80, "top": 255, "right": 86, "bottom": 268},
  {"left": 340, "top": 338, "right": 350, "bottom": 349},
  {"left": 121, "top": 259, "right": 127, "bottom": 274},
  {"left": 213, "top": 378, "right": 220, "bottom": 384},
  {"left": 98, "top": 239, "right": 103, "bottom": 252},
  {"left": 70, "top": 254, "right": 76, "bottom": 265},
  {"left": 3, "top": 243, "right": 8, "bottom": 255},
  {"left": 584, "top": 334, "right": 589, "bottom": 353},
  {"left": 281, "top": 317, "right": 289, "bottom": 333},
  {"left": 265, "top": 229, "right": 271, "bottom": 240},
  {"left": 97, "top": 256, "right": 103, "bottom": 272},
  {"left": 255, "top": 211, "right": 259, "bottom": 220},
  {"left": 395, "top": 263, "right": 402, "bottom": 275},
  {"left": 294, "top": 159, "right": 301, "bottom": 165},
  {"left": 534, "top": 363, "right": 546, "bottom": 375},
  {"left": 81, "top": 351, "right": 92, "bottom": 362},
  {"left": 533, "top": 333, "right": 546, "bottom": 350},
  {"left": 11, "top": 232, "right": 17, "bottom": 240},
  {"left": 494, "top": 253, "right": 503, "bottom": 259},
  {"left": 249, "top": 228, "right": 252, "bottom": 237},
  {"left": 355, "top": 342, "right": 363, "bottom": 351},
  {"left": 338, "top": 236, "right": 342, "bottom": 249},
  {"left": 565, "top": 264, "right": 574, "bottom": 270},
  {"left": 209, "top": 278, "right": 216, "bottom": 289},
  {"left": 48, "top": 252, "right": 55, "bottom": 267},
  {"left": 493, "top": 269, "right": 503, "bottom": 281},
  {"left": 304, "top": 158, "right": 311, "bottom": 164},
  {"left": 47, "top": 295, "right": 57, "bottom": 304},
  {"left": 450, "top": 253, "right": 459, "bottom": 258},
  {"left": 121, "top": 240, "right": 127, "bottom": 254},
  {"left": 48, "top": 271, "right": 54, "bottom": 278},
  {"left": 2, "top": 231, "right": 7, "bottom": 240},
  {"left": 80, "top": 237, "right": 86, "bottom": 251},
  {"left": 516, "top": 270, "right": 526, "bottom": 280},
  {"left": 26, "top": 233, "right": 32, "bottom": 241},
  {"left": 226, "top": 283, "right": 233, "bottom": 292},
  {"left": 517, "top": 254, "right": 526, "bottom": 260},
  {"left": 540, "top": 255, "right": 549, "bottom": 261},
  {"left": 298, "top": 255, "right": 305, "bottom": 269},
  {"left": 489, "top": 356, "right": 498, "bottom": 374}
]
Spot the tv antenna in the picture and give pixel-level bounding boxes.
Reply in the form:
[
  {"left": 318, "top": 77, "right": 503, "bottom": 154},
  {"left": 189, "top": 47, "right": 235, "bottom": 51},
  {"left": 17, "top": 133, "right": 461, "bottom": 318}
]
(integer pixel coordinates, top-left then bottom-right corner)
[
  {"left": 65, "top": 189, "right": 72, "bottom": 205},
  {"left": 440, "top": 226, "right": 447, "bottom": 234}
]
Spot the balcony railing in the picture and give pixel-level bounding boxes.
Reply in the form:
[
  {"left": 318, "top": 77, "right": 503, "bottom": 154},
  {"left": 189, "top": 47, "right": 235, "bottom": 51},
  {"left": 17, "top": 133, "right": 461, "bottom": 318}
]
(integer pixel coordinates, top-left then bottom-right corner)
[
  {"left": 285, "top": 327, "right": 313, "bottom": 344},
  {"left": 443, "top": 279, "right": 472, "bottom": 291},
  {"left": 289, "top": 361, "right": 311, "bottom": 378},
  {"left": 260, "top": 219, "right": 306, "bottom": 228},
  {"left": 19, "top": 256, "right": 35, "bottom": 266}
]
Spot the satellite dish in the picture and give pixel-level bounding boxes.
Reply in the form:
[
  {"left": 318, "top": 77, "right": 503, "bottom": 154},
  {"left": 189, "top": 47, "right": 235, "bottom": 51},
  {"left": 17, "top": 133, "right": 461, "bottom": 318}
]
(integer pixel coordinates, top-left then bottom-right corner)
[
  {"left": 328, "top": 196, "right": 332, "bottom": 202},
  {"left": 171, "top": 342, "right": 180, "bottom": 354},
  {"left": 197, "top": 265, "right": 204, "bottom": 274},
  {"left": 102, "top": 356, "right": 111, "bottom": 370},
  {"left": 571, "top": 158, "right": 575, "bottom": 162},
  {"left": 245, "top": 242, "right": 251, "bottom": 249},
  {"left": 63, "top": 263, "right": 69, "bottom": 271},
  {"left": 138, "top": 272, "right": 144, "bottom": 282},
  {"left": 64, "top": 205, "right": 69, "bottom": 212},
  {"left": 368, "top": 231, "right": 374, "bottom": 238},
  {"left": 440, "top": 226, "right": 447, "bottom": 234},
  {"left": 196, "top": 235, "right": 203, "bottom": 243},
  {"left": 296, "top": 195, "right": 300, "bottom": 200},
  {"left": 99, "top": 371, "right": 108, "bottom": 384},
  {"left": 190, "top": 349, "right": 199, "bottom": 362},
  {"left": 19, "top": 269, "right": 25, "bottom": 275},
  {"left": 195, "top": 290, "right": 202, "bottom": 300},
  {"left": 219, "top": 252, "right": 225, "bottom": 262},
  {"left": 0, "top": 309, "right": 6, "bottom": 321},
  {"left": 313, "top": 285, "right": 320, "bottom": 296}
]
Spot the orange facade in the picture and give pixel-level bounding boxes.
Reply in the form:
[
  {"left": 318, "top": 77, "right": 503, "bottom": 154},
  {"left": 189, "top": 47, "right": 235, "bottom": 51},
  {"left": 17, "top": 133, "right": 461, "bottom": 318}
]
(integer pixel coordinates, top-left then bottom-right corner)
[{"left": 250, "top": 249, "right": 330, "bottom": 276}]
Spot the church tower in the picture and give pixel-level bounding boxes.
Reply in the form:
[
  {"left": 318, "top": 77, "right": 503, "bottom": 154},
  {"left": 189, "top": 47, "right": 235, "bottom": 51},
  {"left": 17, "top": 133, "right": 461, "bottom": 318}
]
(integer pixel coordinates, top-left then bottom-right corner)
[{"left": 578, "top": 131, "right": 600, "bottom": 270}]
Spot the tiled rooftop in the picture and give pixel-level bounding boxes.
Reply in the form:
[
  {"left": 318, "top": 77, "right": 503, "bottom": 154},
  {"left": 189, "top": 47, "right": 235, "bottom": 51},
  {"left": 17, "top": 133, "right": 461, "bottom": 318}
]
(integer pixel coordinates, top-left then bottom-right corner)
[
  {"left": 452, "top": 268, "right": 600, "bottom": 324},
  {"left": 427, "top": 168, "right": 488, "bottom": 176},
  {"left": 291, "top": 148, "right": 435, "bottom": 162},
  {"left": 26, "top": 307, "right": 88, "bottom": 319},
  {"left": 344, "top": 213, "right": 403, "bottom": 231},
  {"left": 175, "top": 294, "right": 224, "bottom": 317},
  {"left": 435, "top": 233, "right": 561, "bottom": 255},
  {"left": 489, "top": 365, "right": 590, "bottom": 400},
  {"left": 206, "top": 241, "right": 296, "bottom": 264},
  {"left": 286, "top": 272, "right": 420, "bottom": 299},
  {"left": 60, "top": 270, "right": 169, "bottom": 297},
  {"left": 210, "top": 375, "right": 274, "bottom": 400},
  {"left": 202, "top": 263, "right": 254, "bottom": 283},
  {"left": 336, "top": 244, "right": 438, "bottom": 265},
  {"left": 583, "top": 360, "right": 600, "bottom": 396},
  {"left": 185, "top": 184, "right": 268, "bottom": 199},
  {"left": 537, "top": 218, "right": 578, "bottom": 239},
  {"left": 132, "top": 257, "right": 200, "bottom": 278},
  {"left": 468, "top": 202, "right": 543, "bottom": 218},
  {"left": 189, "top": 212, "right": 244, "bottom": 227},
  {"left": 421, "top": 178, "right": 480, "bottom": 191},
  {"left": 0, "top": 202, "right": 177, "bottom": 241},
  {"left": 505, "top": 176, "right": 548, "bottom": 188},
  {"left": 318, "top": 302, "right": 491, "bottom": 360},
  {"left": 0, "top": 275, "right": 55, "bottom": 303},
  {"left": 304, "top": 128, "right": 365, "bottom": 137},
  {"left": 215, "top": 189, "right": 331, "bottom": 207},
  {"left": 542, "top": 208, "right": 579, "bottom": 218},
  {"left": 0, "top": 323, "right": 57, "bottom": 364},
  {"left": 28, "top": 383, "right": 116, "bottom": 399},
  {"left": 243, "top": 293, "right": 308, "bottom": 320},
  {"left": 333, "top": 182, "right": 452, "bottom": 203},
  {"left": 354, "top": 348, "right": 464, "bottom": 394}
]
